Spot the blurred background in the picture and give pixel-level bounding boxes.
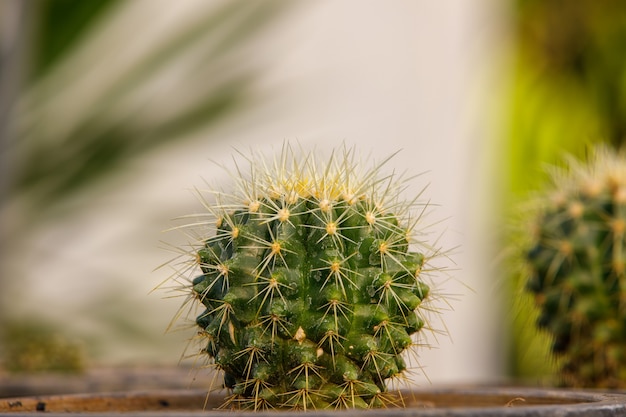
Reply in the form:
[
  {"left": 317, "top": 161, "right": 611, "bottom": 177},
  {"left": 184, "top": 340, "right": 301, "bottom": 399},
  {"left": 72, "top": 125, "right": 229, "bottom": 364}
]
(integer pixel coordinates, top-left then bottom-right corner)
[{"left": 2, "top": 0, "right": 623, "bottom": 389}]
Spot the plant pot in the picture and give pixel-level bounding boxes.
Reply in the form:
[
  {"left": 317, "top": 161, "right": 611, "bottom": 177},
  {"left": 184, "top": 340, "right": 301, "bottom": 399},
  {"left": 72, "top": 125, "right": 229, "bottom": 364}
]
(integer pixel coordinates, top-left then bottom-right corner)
[{"left": 2, "top": 386, "right": 626, "bottom": 416}]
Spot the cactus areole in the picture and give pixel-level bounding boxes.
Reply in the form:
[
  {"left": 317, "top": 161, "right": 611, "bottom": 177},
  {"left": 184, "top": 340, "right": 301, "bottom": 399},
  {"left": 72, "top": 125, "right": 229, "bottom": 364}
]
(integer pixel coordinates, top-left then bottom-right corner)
[
  {"left": 525, "top": 147, "right": 626, "bottom": 388},
  {"left": 170, "top": 145, "right": 442, "bottom": 410}
]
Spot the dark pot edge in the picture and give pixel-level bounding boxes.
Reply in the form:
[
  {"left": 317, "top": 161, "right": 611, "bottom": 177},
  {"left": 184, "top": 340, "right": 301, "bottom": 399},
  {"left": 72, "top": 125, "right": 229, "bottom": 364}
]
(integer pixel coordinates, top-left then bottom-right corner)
[{"left": 2, "top": 387, "right": 626, "bottom": 417}]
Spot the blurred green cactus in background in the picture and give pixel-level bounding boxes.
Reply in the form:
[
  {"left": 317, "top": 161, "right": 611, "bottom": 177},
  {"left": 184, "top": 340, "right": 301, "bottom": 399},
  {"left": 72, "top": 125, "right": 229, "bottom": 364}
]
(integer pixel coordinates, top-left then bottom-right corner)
[
  {"left": 522, "top": 147, "right": 626, "bottom": 388},
  {"left": 507, "top": 0, "right": 626, "bottom": 380},
  {"left": 165, "top": 145, "right": 446, "bottom": 410}
]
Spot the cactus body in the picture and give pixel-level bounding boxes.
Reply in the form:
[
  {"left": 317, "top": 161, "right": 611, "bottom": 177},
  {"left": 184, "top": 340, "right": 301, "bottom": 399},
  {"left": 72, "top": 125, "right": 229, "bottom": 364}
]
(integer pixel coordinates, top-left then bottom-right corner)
[
  {"left": 172, "top": 146, "right": 440, "bottom": 410},
  {"left": 524, "top": 146, "right": 626, "bottom": 388}
]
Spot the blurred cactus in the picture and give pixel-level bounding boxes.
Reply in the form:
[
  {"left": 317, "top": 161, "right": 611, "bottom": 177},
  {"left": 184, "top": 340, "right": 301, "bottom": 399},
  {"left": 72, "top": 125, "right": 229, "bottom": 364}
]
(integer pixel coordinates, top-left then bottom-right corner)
[
  {"left": 507, "top": 0, "right": 626, "bottom": 380},
  {"left": 166, "top": 145, "right": 446, "bottom": 410},
  {"left": 523, "top": 146, "right": 626, "bottom": 388}
]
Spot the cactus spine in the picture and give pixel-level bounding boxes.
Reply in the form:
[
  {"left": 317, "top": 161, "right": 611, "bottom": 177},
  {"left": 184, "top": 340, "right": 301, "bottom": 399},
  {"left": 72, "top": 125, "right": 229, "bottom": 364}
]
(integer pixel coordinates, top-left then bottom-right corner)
[
  {"left": 170, "top": 145, "right": 442, "bottom": 410},
  {"left": 524, "top": 146, "right": 626, "bottom": 388}
]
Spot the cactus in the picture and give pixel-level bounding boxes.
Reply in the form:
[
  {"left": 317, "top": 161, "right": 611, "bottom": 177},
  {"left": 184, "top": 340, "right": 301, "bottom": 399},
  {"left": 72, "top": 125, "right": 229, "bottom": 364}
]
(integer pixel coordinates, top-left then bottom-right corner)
[
  {"left": 168, "top": 145, "right": 444, "bottom": 410},
  {"left": 523, "top": 146, "right": 626, "bottom": 388}
]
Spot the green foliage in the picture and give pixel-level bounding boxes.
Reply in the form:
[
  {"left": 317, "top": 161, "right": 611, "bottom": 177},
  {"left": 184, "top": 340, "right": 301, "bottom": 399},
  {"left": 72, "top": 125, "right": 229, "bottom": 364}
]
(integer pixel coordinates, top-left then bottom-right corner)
[
  {"left": 8, "top": 1, "right": 291, "bottom": 214},
  {"left": 0, "top": 1, "right": 291, "bottom": 364},
  {"left": 168, "top": 146, "right": 443, "bottom": 410},
  {"left": 522, "top": 147, "right": 626, "bottom": 388},
  {"left": 0, "top": 319, "right": 84, "bottom": 373},
  {"left": 29, "top": 0, "right": 121, "bottom": 81},
  {"left": 515, "top": 0, "right": 626, "bottom": 149}
]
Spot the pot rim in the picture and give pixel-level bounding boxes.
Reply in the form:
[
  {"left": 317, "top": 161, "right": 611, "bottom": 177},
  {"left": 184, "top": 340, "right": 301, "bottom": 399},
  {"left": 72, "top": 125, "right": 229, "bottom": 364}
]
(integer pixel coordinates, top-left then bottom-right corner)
[{"left": 2, "top": 386, "right": 626, "bottom": 416}]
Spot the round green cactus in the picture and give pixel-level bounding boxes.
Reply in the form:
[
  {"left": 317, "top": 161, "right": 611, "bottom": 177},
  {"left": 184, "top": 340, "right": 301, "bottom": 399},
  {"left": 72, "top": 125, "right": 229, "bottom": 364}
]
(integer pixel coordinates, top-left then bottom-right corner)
[
  {"left": 523, "top": 146, "right": 626, "bottom": 388},
  {"left": 168, "top": 145, "right": 444, "bottom": 410}
]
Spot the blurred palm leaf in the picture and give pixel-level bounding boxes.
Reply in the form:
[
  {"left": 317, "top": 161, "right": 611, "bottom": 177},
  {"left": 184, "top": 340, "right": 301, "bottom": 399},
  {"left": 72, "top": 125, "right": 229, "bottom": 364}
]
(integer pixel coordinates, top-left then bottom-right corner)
[
  {"left": 6, "top": 0, "right": 291, "bottom": 213},
  {"left": 28, "top": 0, "right": 121, "bottom": 81},
  {"left": 0, "top": 0, "right": 293, "bottom": 369}
]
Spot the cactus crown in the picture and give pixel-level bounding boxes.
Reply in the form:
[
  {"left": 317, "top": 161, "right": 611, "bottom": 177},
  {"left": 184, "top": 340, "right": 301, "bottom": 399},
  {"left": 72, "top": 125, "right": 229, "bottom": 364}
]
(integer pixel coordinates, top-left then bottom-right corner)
[
  {"left": 167, "top": 144, "right": 444, "bottom": 410},
  {"left": 523, "top": 146, "right": 626, "bottom": 388}
]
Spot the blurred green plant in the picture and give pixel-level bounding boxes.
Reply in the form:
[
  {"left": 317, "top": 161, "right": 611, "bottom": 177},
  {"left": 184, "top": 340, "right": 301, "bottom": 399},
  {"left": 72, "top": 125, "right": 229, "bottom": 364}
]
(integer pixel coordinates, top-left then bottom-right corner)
[
  {"left": 0, "top": 319, "right": 85, "bottom": 373},
  {"left": 28, "top": 0, "right": 121, "bottom": 82},
  {"left": 6, "top": 0, "right": 291, "bottom": 213},
  {"left": 507, "top": 0, "right": 626, "bottom": 381},
  {"left": 0, "top": 0, "right": 293, "bottom": 370}
]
